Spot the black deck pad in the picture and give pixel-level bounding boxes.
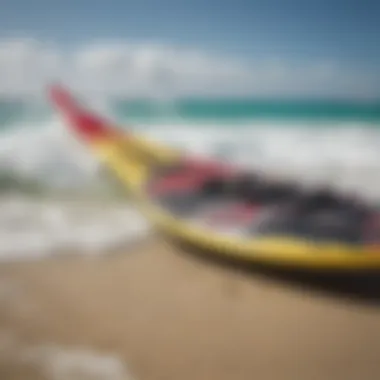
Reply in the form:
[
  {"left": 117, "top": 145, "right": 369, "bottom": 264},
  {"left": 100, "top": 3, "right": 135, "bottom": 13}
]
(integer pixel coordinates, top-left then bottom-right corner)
[{"left": 144, "top": 160, "right": 380, "bottom": 246}]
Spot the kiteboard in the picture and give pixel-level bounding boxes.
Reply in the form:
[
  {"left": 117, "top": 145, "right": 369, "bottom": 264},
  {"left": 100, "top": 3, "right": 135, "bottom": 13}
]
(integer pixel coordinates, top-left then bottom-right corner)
[{"left": 48, "top": 84, "right": 380, "bottom": 270}]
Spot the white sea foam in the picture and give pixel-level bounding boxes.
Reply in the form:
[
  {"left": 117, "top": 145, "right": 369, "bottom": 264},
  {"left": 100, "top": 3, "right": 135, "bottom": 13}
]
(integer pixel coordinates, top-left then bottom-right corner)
[
  {"left": 22, "top": 344, "right": 136, "bottom": 380},
  {"left": 143, "top": 122, "right": 380, "bottom": 196},
  {"left": 0, "top": 195, "right": 149, "bottom": 261},
  {"left": 0, "top": 104, "right": 379, "bottom": 260},
  {"left": 0, "top": 333, "right": 136, "bottom": 380}
]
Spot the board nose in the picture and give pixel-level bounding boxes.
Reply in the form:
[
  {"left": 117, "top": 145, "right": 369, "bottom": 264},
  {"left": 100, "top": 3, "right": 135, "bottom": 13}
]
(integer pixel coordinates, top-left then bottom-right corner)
[
  {"left": 48, "top": 83, "right": 79, "bottom": 112},
  {"left": 47, "top": 83, "right": 117, "bottom": 141}
]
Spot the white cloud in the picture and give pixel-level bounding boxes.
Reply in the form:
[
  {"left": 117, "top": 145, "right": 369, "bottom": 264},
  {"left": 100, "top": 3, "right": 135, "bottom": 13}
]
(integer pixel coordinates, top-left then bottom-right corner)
[{"left": 0, "top": 37, "right": 378, "bottom": 99}]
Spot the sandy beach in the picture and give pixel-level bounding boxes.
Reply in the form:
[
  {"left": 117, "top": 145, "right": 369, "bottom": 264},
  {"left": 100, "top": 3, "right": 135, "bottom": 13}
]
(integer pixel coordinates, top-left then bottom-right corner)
[{"left": 1, "top": 237, "right": 380, "bottom": 380}]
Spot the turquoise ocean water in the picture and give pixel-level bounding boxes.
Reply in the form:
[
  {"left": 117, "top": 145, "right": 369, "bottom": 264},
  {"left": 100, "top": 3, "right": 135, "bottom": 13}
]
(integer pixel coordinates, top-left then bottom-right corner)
[
  {"left": 111, "top": 98, "right": 380, "bottom": 124},
  {"left": 3, "top": 97, "right": 380, "bottom": 127}
]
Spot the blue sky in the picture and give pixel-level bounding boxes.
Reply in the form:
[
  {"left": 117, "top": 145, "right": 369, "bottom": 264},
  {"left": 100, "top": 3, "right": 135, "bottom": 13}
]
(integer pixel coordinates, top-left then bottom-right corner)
[
  {"left": 0, "top": 0, "right": 379, "bottom": 98},
  {"left": 1, "top": 0, "right": 379, "bottom": 65}
]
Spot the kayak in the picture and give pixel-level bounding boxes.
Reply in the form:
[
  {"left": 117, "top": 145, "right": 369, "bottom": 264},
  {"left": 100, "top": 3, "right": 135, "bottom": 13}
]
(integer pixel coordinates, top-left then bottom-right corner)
[{"left": 48, "top": 84, "right": 380, "bottom": 270}]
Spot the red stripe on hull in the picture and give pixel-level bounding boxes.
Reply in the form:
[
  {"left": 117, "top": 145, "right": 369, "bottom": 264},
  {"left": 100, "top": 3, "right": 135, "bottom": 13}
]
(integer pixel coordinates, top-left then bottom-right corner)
[{"left": 49, "top": 84, "right": 121, "bottom": 141}]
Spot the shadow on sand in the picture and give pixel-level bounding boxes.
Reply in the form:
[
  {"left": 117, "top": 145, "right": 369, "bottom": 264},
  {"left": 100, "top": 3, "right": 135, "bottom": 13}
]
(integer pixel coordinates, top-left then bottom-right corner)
[{"left": 166, "top": 237, "right": 380, "bottom": 308}]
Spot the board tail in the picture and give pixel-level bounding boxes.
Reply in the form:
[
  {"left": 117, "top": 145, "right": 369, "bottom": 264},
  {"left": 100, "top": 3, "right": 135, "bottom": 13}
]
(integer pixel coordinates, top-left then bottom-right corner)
[{"left": 47, "top": 84, "right": 122, "bottom": 141}]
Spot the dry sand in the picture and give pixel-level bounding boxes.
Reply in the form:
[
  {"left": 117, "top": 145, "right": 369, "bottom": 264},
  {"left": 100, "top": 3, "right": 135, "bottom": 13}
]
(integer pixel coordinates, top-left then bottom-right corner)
[{"left": 1, "top": 237, "right": 380, "bottom": 380}]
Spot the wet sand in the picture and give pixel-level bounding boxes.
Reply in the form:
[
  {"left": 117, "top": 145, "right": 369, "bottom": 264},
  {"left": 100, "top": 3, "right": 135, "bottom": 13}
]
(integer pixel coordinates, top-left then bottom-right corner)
[{"left": 1, "top": 237, "right": 380, "bottom": 380}]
